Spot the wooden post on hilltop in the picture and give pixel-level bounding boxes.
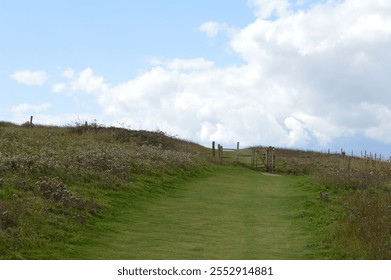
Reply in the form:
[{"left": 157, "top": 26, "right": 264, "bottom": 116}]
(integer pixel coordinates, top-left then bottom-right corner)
[
  {"left": 251, "top": 149, "right": 255, "bottom": 169},
  {"left": 266, "top": 146, "right": 275, "bottom": 172},
  {"left": 272, "top": 148, "right": 275, "bottom": 172},
  {"left": 212, "top": 141, "right": 216, "bottom": 160},
  {"left": 218, "top": 144, "right": 223, "bottom": 161},
  {"left": 29, "top": 116, "right": 33, "bottom": 128},
  {"left": 265, "top": 148, "right": 269, "bottom": 172},
  {"left": 236, "top": 142, "right": 240, "bottom": 163}
]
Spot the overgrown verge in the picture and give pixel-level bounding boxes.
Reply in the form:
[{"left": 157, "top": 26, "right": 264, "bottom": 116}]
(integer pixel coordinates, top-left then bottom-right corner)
[
  {"left": 270, "top": 147, "right": 391, "bottom": 259},
  {"left": 0, "top": 123, "right": 209, "bottom": 259},
  {"left": 313, "top": 156, "right": 391, "bottom": 259}
]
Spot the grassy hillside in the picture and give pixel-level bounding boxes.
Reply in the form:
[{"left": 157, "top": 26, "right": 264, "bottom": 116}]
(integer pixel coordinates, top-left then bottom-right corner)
[
  {"left": 1, "top": 122, "right": 391, "bottom": 259},
  {"left": 0, "top": 122, "right": 209, "bottom": 258},
  {"left": 267, "top": 146, "right": 391, "bottom": 259},
  {"left": 215, "top": 144, "right": 391, "bottom": 259}
]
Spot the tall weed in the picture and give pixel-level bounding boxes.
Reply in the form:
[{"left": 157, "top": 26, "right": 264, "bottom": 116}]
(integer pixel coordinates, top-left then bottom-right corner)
[
  {"left": 314, "top": 156, "right": 391, "bottom": 259},
  {"left": 336, "top": 190, "right": 391, "bottom": 259}
]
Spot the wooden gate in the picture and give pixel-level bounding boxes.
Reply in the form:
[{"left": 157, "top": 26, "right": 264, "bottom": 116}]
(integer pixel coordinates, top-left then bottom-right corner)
[{"left": 211, "top": 141, "right": 275, "bottom": 172}]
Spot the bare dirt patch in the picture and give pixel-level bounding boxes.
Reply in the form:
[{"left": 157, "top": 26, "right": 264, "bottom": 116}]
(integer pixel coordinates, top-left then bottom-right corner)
[{"left": 262, "top": 172, "right": 282, "bottom": 177}]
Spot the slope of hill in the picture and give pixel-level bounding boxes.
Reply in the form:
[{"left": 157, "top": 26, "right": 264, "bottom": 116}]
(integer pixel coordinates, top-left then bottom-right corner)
[
  {"left": 0, "top": 122, "right": 209, "bottom": 258},
  {"left": 1, "top": 122, "right": 391, "bottom": 259}
]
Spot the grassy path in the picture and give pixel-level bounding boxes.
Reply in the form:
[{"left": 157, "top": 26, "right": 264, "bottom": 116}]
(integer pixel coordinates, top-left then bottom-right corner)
[{"left": 67, "top": 165, "right": 332, "bottom": 259}]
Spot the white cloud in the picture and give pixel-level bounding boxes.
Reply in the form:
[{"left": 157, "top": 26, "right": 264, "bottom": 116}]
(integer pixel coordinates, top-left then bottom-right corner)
[
  {"left": 248, "top": 0, "right": 291, "bottom": 19},
  {"left": 52, "top": 83, "right": 67, "bottom": 93},
  {"left": 10, "top": 70, "right": 48, "bottom": 86},
  {"left": 149, "top": 57, "right": 215, "bottom": 71},
  {"left": 70, "top": 67, "right": 108, "bottom": 93},
  {"left": 52, "top": 0, "right": 391, "bottom": 150},
  {"left": 284, "top": 116, "right": 309, "bottom": 146},
  {"left": 11, "top": 102, "right": 52, "bottom": 115},
  {"left": 57, "top": 67, "right": 108, "bottom": 94},
  {"left": 359, "top": 102, "right": 391, "bottom": 143},
  {"left": 62, "top": 68, "right": 75, "bottom": 79},
  {"left": 199, "top": 21, "right": 231, "bottom": 37}
]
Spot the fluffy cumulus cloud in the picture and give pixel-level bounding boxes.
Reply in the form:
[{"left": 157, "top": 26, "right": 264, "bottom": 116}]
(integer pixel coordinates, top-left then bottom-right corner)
[
  {"left": 199, "top": 21, "right": 232, "bottom": 37},
  {"left": 54, "top": 0, "right": 391, "bottom": 149},
  {"left": 52, "top": 68, "right": 108, "bottom": 94},
  {"left": 10, "top": 70, "right": 48, "bottom": 86},
  {"left": 69, "top": 67, "right": 108, "bottom": 94},
  {"left": 11, "top": 102, "right": 52, "bottom": 115}
]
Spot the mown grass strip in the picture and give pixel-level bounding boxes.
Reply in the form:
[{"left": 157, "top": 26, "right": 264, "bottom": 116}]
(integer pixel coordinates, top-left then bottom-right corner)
[{"left": 49, "top": 165, "right": 339, "bottom": 260}]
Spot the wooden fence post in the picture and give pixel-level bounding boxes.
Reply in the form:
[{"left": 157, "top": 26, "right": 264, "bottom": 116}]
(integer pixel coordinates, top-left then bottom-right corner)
[
  {"left": 29, "top": 116, "right": 33, "bottom": 128},
  {"left": 265, "top": 146, "right": 275, "bottom": 173},
  {"left": 272, "top": 148, "right": 275, "bottom": 172},
  {"left": 236, "top": 142, "right": 240, "bottom": 163},
  {"left": 218, "top": 144, "right": 223, "bottom": 161},
  {"left": 220, "top": 145, "right": 223, "bottom": 160},
  {"left": 265, "top": 148, "right": 269, "bottom": 172},
  {"left": 212, "top": 141, "right": 216, "bottom": 160},
  {"left": 266, "top": 147, "right": 271, "bottom": 172},
  {"left": 251, "top": 149, "right": 255, "bottom": 169}
]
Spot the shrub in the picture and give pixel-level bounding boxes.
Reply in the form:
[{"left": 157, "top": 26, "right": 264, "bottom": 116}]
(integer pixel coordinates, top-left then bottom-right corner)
[
  {"left": 0, "top": 201, "right": 19, "bottom": 230},
  {"left": 36, "top": 177, "right": 84, "bottom": 209}
]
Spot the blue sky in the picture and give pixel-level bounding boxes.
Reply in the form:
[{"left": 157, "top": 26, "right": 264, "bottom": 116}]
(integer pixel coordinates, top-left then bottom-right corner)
[
  {"left": 1, "top": 1, "right": 253, "bottom": 79},
  {"left": 2, "top": 0, "right": 391, "bottom": 158}
]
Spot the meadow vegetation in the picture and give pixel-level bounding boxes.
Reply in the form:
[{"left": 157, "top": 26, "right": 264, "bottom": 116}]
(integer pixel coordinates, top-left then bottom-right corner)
[
  {"left": 0, "top": 121, "right": 208, "bottom": 258},
  {"left": 273, "top": 148, "right": 391, "bottom": 259},
  {"left": 1, "top": 121, "right": 391, "bottom": 259}
]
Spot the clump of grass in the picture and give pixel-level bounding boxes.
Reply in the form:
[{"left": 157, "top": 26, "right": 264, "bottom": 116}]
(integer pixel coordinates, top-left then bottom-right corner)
[
  {"left": 36, "top": 177, "right": 85, "bottom": 209},
  {"left": 0, "top": 201, "right": 19, "bottom": 229},
  {"left": 336, "top": 189, "right": 391, "bottom": 259}
]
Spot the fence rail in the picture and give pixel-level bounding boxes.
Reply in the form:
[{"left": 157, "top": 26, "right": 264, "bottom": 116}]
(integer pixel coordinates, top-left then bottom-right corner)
[{"left": 211, "top": 141, "right": 391, "bottom": 173}]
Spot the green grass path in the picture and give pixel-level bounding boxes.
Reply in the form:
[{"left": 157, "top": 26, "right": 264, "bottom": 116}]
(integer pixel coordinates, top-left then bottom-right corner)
[{"left": 68, "top": 165, "right": 332, "bottom": 259}]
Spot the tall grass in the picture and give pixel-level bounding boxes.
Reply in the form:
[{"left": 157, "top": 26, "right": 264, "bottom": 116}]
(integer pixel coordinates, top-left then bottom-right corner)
[
  {"left": 266, "top": 147, "right": 391, "bottom": 259},
  {"left": 3, "top": 121, "right": 391, "bottom": 259},
  {"left": 311, "top": 156, "right": 391, "bottom": 259},
  {"left": 0, "top": 122, "right": 209, "bottom": 259},
  {"left": 336, "top": 189, "right": 391, "bottom": 259}
]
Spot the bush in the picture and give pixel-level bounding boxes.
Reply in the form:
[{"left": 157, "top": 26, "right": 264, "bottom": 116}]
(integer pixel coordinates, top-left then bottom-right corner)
[
  {"left": 0, "top": 201, "right": 19, "bottom": 230},
  {"left": 36, "top": 177, "right": 84, "bottom": 209}
]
